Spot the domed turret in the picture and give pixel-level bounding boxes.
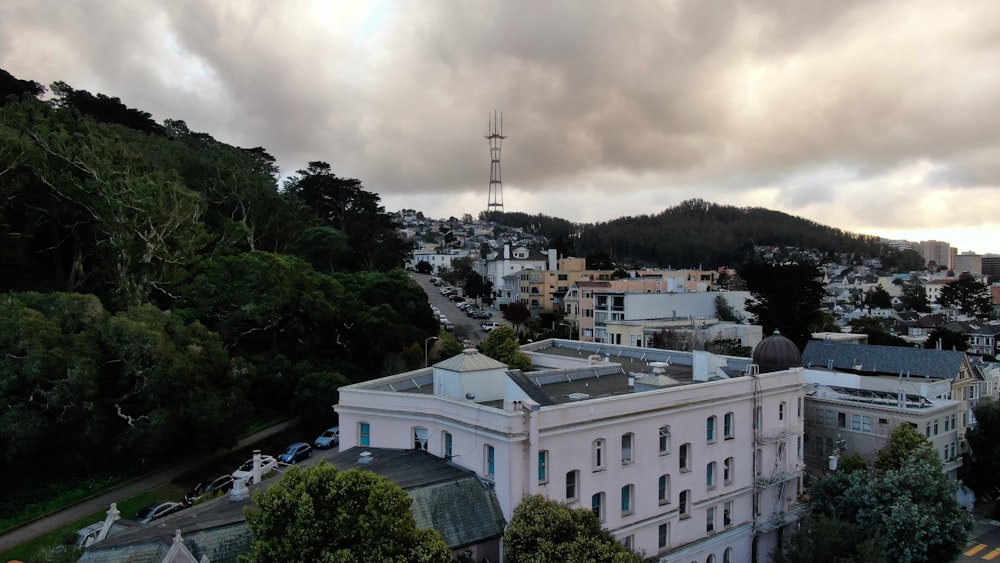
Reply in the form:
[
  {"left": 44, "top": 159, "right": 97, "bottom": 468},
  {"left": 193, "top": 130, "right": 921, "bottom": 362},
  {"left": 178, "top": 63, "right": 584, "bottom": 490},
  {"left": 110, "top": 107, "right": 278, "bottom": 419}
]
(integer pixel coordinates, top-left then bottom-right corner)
[{"left": 752, "top": 330, "right": 801, "bottom": 373}]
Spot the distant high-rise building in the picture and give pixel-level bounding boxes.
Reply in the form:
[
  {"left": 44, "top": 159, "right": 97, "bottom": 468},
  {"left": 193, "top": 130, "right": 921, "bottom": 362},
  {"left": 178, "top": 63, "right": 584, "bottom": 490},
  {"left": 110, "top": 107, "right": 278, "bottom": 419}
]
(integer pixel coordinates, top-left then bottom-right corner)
[
  {"left": 918, "top": 240, "right": 955, "bottom": 271},
  {"left": 982, "top": 255, "right": 1000, "bottom": 279},
  {"left": 954, "top": 251, "right": 983, "bottom": 276}
]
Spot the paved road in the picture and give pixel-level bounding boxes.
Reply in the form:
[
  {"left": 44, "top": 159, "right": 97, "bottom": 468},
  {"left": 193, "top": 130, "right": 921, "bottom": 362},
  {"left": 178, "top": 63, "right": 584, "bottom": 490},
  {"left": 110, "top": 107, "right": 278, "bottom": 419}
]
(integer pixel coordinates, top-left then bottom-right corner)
[
  {"left": 410, "top": 272, "right": 508, "bottom": 350},
  {"left": 959, "top": 510, "right": 1000, "bottom": 562},
  {"left": 0, "top": 418, "right": 300, "bottom": 553}
]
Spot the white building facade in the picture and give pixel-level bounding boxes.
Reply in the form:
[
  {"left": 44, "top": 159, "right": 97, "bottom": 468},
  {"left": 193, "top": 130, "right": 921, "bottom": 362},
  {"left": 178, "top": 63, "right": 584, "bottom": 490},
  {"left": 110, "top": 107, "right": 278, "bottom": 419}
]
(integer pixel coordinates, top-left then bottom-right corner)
[{"left": 336, "top": 341, "right": 807, "bottom": 562}]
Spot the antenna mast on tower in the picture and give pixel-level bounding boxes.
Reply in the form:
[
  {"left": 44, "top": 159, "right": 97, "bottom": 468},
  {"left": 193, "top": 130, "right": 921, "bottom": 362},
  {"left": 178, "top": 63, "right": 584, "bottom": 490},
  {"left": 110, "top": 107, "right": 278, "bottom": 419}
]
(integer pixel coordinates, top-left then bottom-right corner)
[{"left": 485, "top": 110, "right": 506, "bottom": 216}]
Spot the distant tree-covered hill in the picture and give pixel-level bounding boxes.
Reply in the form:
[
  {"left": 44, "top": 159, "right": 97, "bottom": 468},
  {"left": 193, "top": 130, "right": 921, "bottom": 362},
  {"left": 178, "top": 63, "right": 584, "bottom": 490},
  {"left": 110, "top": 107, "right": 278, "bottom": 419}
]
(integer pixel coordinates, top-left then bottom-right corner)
[{"left": 488, "top": 199, "right": 887, "bottom": 268}]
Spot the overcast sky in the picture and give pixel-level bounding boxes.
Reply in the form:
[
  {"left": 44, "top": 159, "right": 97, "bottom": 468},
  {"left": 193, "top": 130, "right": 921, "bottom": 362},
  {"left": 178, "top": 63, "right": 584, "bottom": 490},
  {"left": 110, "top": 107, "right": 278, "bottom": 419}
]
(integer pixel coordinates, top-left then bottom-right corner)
[{"left": 4, "top": 1, "right": 1000, "bottom": 255}]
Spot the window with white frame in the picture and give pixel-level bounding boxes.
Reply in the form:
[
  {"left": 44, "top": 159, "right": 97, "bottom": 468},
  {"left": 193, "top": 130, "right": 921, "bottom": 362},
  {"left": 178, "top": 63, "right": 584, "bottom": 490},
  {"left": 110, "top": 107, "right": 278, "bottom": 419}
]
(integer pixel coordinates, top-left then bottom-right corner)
[
  {"left": 359, "top": 422, "right": 370, "bottom": 446},
  {"left": 707, "top": 415, "right": 717, "bottom": 442},
  {"left": 443, "top": 432, "right": 452, "bottom": 458},
  {"left": 621, "top": 484, "right": 634, "bottom": 516},
  {"left": 724, "top": 457, "right": 734, "bottom": 485},
  {"left": 658, "top": 474, "right": 670, "bottom": 505},
  {"left": 779, "top": 401, "right": 785, "bottom": 421},
  {"left": 707, "top": 461, "right": 717, "bottom": 489},
  {"left": 724, "top": 547, "right": 733, "bottom": 563},
  {"left": 724, "top": 500, "right": 733, "bottom": 527},
  {"left": 412, "top": 427, "right": 428, "bottom": 451},
  {"left": 566, "top": 470, "right": 579, "bottom": 501},
  {"left": 658, "top": 523, "right": 669, "bottom": 549},
  {"left": 593, "top": 438, "right": 606, "bottom": 471},
  {"left": 852, "top": 414, "right": 862, "bottom": 431},
  {"left": 621, "top": 433, "right": 634, "bottom": 464},
  {"left": 679, "top": 489, "right": 691, "bottom": 517},
  {"left": 592, "top": 492, "right": 605, "bottom": 522},
  {"left": 484, "top": 445, "right": 495, "bottom": 478},
  {"left": 538, "top": 451, "right": 548, "bottom": 483},
  {"left": 659, "top": 425, "right": 671, "bottom": 455},
  {"left": 680, "top": 443, "right": 691, "bottom": 471},
  {"left": 724, "top": 412, "right": 734, "bottom": 439},
  {"left": 621, "top": 535, "right": 634, "bottom": 551}
]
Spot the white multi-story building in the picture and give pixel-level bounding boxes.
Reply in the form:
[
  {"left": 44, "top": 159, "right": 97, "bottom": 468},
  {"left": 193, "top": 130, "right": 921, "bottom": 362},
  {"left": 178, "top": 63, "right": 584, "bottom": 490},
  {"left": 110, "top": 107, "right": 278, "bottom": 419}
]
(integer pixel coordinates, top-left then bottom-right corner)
[{"left": 336, "top": 336, "right": 807, "bottom": 562}]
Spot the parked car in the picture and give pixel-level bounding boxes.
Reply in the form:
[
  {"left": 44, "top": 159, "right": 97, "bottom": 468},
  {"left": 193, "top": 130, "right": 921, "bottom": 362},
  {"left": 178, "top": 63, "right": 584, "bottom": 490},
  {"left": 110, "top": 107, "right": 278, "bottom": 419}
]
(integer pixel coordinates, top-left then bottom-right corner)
[
  {"left": 448, "top": 294, "right": 464, "bottom": 302},
  {"left": 184, "top": 474, "right": 236, "bottom": 505},
  {"left": 473, "top": 310, "right": 492, "bottom": 320},
  {"left": 278, "top": 442, "right": 313, "bottom": 464},
  {"left": 438, "top": 315, "right": 449, "bottom": 324},
  {"left": 314, "top": 426, "right": 340, "bottom": 449},
  {"left": 232, "top": 454, "right": 278, "bottom": 484},
  {"left": 481, "top": 321, "right": 502, "bottom": 332},
  {"left": 135, "top": 501, "right": 185, "bottom": 524}
]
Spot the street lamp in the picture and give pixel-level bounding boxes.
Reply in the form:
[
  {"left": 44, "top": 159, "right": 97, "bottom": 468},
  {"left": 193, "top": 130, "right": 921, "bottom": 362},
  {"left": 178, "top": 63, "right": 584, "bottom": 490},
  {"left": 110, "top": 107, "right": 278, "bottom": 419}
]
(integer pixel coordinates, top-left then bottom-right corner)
[
  {"left": 558, "top": 322, "right": 572, "bottom": 340},
  {"left": 424, "top": 336, "right": 438, "bottom": 367}
]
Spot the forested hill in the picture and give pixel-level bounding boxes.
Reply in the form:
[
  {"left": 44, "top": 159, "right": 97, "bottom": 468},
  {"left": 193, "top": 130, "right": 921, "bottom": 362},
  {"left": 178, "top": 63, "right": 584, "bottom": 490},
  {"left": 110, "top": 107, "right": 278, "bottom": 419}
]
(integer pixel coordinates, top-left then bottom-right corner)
[
  {"left": 488, "top": 199, "right": 885, "bottom": 268},
  {"left": 0, "top": 67, "right": 440, "bottom": 507}
]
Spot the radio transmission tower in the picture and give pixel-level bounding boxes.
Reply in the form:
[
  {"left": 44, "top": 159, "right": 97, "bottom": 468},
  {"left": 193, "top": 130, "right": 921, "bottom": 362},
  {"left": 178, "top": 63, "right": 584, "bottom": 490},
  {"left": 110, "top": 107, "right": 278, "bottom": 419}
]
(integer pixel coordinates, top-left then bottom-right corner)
[{"left": 485, "top": 110, "right": 506, "bottom": 215}]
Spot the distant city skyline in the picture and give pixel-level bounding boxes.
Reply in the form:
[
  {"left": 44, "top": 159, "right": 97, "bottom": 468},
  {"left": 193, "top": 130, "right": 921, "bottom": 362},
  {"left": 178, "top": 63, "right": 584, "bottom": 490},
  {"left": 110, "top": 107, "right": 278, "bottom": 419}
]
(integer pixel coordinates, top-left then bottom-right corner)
[{"left": 4, "top": 1, "right": 999, "bottom": 256}]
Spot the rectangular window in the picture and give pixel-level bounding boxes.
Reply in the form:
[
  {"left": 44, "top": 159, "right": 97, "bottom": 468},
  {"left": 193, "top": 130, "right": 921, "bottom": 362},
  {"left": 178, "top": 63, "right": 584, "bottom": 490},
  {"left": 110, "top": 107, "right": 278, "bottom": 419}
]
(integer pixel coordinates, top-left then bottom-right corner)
[
  {"left": 724, "top": 412, "right": 734, "bottom": 439},
  {"left": 679, "top": 489, "right": 690, "bottom": 517},
  {"left": 659, "top": 426, "right": 671, "bottom": 455},
  {"left": 862, "top": 416, "right": 872, "bottom": 432},
  {"left": 707, "top": 506, "right": 716, "bottom": 533},
  {"left": 797, "top": 397, "right": 803, "bottom": 417},
  {"left": 707, "top": 416, "right": 716, "bottom": 442},
  {"left": 680, "top": 443, "right": 691, "bottom": 471},
  {"left": 413, "top": 427, "right": 428, "bottom": 450},
  {"left": 724, "top": 501, "right": 733, "bottom": 527},
  {"left": 925, "top": 422, "right": 932, "bottom": 437},
  {"left": 779, "top": 402, "right": 785, "bottom": 421},
  {"left": 658, "top": 523, "right": 669, "bottom": 549},
  {"left": 443, "top": 432, "right": 453, "bottom": 458},
  {"left": 837, "top": 412, "right": 846, "bottom": 428},
  {"left": 485, "top": 445, "right": 495, "bottom": 478},
  {"left": 566, "top": 470, "right": 578, "bottom": 501},
  {"left": 592, "top": 492, "right": 605, "bottom": 522},
  {"left": 621, "top": 484, "right": 634, "bottom": 516},
  {"left": 724, "top": 457, "right": 733, "bottom": 485},
  {"left": 852, "top": 414, "right": 861, "bottom": 431},
  {"left": 359, "top": 422, "right": 370, "bottom": 446},
  {"left": 621, "top": 433, "right": 633, "bottom": 464},
  {"left": 538, "top": 451, "right": 548, "bottom": 483},
  {"left": 707, "top": 461, "right": 716, "bottom": 489},
  {"left": 934, "top": 419, "right": 939, "bottom": 435},
  {"left": 658, "top": 474, "right": 670, "bottom": 504},
  {"left": 593, "top": 439, "right": 606, "bottom": 471}
]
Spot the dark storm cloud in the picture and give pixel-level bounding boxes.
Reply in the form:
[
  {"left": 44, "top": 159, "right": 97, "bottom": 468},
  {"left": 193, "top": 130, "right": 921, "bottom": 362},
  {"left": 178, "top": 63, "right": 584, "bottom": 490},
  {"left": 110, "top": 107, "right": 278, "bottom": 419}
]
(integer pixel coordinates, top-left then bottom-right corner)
[{"left": 3, "top": 0, "right": 1000, "bottom": 251}]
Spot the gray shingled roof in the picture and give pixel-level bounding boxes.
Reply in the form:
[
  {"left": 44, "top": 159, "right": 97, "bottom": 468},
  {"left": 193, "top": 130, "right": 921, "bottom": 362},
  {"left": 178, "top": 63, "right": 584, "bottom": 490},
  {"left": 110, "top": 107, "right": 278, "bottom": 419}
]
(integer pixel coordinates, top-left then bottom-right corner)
[
  {"left": 433, "top": 348, "right": 508, "bottom": 372},
  {"left": 802, "top": 341, "right": 967, "bottom": 379},
  {"left": 327, "top": 448, "right": 506, "bottom": 548}
]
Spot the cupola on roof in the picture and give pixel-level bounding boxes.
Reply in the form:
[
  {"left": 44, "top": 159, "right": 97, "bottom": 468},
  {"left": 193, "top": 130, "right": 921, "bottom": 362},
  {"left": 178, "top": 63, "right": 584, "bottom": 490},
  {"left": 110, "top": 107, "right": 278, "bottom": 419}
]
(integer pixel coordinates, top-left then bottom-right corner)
[{"left": 752, "top": 330, "right": 802, "bottom": 373}]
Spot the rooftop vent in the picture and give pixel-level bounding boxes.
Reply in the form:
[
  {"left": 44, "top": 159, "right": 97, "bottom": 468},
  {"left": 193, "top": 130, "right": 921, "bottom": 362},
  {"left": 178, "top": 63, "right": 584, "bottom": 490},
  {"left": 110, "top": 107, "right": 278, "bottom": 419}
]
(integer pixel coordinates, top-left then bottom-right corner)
[{"left": 567, "top": 392, "right": 590, "bottom": 401}]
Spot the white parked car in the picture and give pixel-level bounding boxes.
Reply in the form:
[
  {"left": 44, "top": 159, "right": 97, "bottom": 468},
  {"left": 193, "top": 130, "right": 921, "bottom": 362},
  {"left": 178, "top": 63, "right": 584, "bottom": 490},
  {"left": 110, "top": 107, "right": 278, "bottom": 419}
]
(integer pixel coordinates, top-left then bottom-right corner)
[
  {"left": 232, "top": 454, "right": 278, "bottom": 485},
  {"left": 481, "top": 321, "right": 502, "bottom": 332}
]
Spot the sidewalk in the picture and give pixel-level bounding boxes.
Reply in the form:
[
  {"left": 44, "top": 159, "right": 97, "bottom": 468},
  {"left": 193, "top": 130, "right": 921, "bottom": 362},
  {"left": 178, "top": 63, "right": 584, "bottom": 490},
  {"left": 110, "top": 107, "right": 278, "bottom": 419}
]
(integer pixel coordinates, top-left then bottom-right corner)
[{"left": 0, "top": 418, "right": 299, "bottom": 553}]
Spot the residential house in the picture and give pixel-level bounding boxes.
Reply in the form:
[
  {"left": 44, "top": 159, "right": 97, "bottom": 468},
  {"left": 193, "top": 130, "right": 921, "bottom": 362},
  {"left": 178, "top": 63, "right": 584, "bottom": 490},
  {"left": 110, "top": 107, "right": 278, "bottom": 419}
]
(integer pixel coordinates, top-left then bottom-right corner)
[
  {"left": 802, "top": 341, "right": 981, "bottom": 433},
  {"left": 802, "top": 369, "right": 963, "bottom": 479}
]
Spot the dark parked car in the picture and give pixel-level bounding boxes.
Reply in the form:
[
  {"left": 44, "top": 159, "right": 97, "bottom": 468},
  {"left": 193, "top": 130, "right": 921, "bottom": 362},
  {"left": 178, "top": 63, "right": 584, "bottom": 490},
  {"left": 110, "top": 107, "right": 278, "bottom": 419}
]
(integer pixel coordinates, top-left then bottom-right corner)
[
  {"left": 135, "top": 501, "right": 185, "bottom": 523},
  {"left": 185, "top": 474, "right": 236, "bottom": 505},
  {"left": 473, "top": 310, "right": 492, "bottom": 319},
  {"left": 278, "top": 442, "right": 313, "bottom": 464}
]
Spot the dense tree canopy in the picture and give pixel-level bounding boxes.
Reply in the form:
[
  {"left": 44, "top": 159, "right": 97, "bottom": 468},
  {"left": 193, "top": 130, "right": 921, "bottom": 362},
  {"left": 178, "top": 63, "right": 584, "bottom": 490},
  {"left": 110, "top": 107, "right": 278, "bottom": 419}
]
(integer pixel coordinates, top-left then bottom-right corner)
[
  {"left": 480, "top": 326, "right": 532, "bottom": 372},
  {"left": 961, "top": 398, "right": 1000, "bottom": 502},
  {"left": 739, "top": 259, "right": 826, "bottom": 350},
  {"left": 0, "top": 67, "right": 442, "bottom": 523},
  {"left": 503, "top": 495, "right": 643, "bottom": 563},
  {"left": 938, "top": 273, "right": 992, "bottom": 317},
  {"left": 795, "top": 424, "right": 973, "bottom": 563},
  {"left": 242, "top": 463, "right": 451, "bottom": 563}
]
